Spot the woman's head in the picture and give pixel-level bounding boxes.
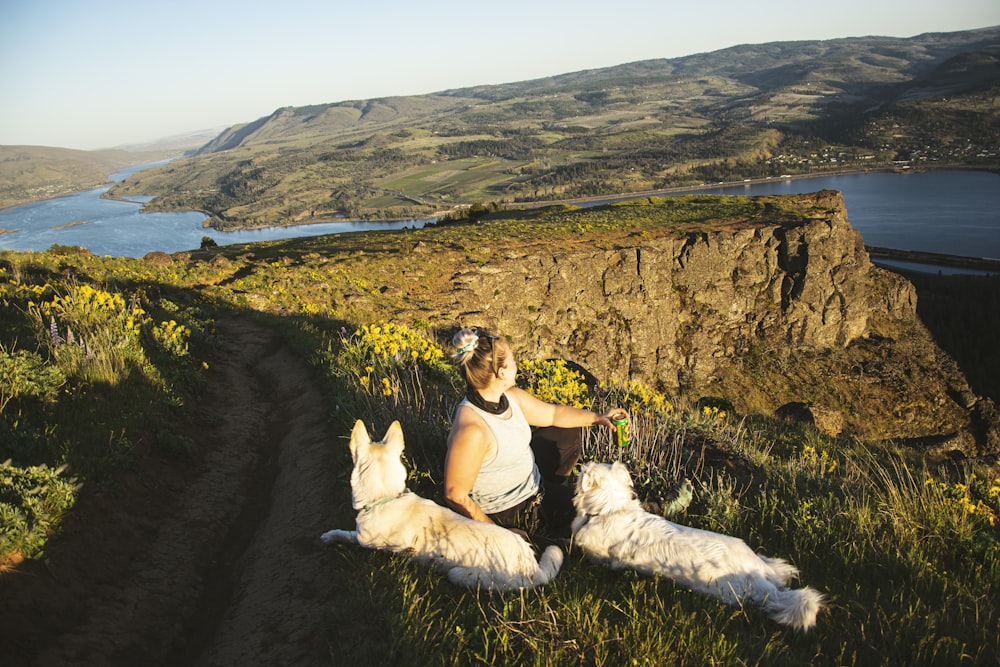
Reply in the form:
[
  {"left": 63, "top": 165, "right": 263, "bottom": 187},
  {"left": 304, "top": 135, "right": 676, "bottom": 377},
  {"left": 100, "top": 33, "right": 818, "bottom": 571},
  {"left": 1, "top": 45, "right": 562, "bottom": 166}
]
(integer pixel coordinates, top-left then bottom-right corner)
[{"left": 451, "top": 328, "right": 510, "bottom": 390}]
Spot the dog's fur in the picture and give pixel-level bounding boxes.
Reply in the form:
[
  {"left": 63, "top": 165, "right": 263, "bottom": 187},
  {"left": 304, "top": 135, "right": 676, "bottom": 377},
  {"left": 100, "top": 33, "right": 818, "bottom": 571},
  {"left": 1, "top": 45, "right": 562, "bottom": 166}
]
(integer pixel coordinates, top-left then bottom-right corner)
[
  {"left": 571, "top": 462, "right": 824, "bottom": 630},
  {"left": 321, "top": 420, "right": 563, "bottom": 590}
]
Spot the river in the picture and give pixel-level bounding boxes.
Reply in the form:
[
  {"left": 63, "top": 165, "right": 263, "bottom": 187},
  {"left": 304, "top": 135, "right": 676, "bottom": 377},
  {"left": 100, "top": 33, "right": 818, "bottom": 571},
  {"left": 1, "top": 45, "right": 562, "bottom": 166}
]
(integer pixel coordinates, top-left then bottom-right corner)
[
  {"left": 686, "top": 170, "right": 1000, "bottom": 263},
  {"left": 0, "top": 161, "right": 428, "bottom": 258},
  {"left": 1, "top": 166, "right": 998, "bottom": 268}
]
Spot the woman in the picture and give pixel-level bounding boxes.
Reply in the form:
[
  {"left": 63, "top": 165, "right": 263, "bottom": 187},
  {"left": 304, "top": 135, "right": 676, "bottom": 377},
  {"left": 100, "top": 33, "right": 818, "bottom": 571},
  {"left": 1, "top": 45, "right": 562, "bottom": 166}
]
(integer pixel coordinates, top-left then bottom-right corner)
[{"left": 444, "top": 328, "right": 626, "bottom": 538}]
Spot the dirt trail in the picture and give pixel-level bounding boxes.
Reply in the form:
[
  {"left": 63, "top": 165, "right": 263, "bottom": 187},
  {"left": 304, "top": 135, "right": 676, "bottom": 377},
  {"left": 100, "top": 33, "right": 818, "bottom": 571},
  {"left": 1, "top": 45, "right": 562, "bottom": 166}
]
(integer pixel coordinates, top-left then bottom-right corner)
[{"left": 0, "top": 316, "right": 341, "bottom": 666}]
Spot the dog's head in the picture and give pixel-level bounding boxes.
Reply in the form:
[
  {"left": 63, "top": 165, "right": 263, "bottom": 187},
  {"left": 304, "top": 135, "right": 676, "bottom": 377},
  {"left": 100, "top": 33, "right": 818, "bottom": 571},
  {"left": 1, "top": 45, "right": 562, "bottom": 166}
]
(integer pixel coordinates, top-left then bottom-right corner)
[
  {"left": 573, "top": 461, "right": 637, "bottom": 515},
  {"left": 347, "top": 420, "right": 408, "bottom": 509}
]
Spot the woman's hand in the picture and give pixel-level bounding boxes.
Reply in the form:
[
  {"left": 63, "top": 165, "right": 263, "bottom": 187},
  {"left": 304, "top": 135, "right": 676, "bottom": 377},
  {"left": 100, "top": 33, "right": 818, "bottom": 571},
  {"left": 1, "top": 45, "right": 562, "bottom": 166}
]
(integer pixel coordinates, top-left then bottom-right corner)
[{"left": 594, "top": 408, "right": 629, "bottom": 430}]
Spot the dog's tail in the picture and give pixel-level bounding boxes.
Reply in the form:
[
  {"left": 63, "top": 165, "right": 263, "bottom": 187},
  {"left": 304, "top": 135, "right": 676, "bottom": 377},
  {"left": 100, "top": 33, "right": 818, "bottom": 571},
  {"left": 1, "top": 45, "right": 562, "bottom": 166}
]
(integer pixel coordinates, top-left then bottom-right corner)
[
  {"left": 759, "top": 555, "right": 799, "bottom": 587},
  {"left": 530, "top": 545, "right": 564, "bottom": 586},
  {"left": 762, "top": 586, "right": 825, "bottom": 631},
  {"left": 447, "top": 545, "right": 564, "bottom": 591},
  {"left": 319, "top": 529, "right": 359, "bottom": 545}
]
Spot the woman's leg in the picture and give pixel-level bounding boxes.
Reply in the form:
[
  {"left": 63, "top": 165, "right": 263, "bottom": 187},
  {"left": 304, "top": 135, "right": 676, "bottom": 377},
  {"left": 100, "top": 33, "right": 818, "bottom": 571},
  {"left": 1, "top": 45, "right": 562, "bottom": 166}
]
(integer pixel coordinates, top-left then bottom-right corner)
[
  {"left": 487, "top": 494, "right": 542, "bottom": 534},
  {"left": 538, "top": 479, "right": 575, "bottom": 537},
  {"left": 531, "top": 427, "right": 582, "bottom": 537},
  {"left": 530, "top": 426, "right": 582, "bottom": 484}
]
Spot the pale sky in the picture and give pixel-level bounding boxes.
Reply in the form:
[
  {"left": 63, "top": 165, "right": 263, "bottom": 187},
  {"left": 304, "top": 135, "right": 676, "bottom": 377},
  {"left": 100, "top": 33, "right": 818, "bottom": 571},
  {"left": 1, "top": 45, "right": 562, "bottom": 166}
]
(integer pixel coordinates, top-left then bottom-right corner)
[{"left": 1, "top": 0, "right": 998, "bottom": 151}]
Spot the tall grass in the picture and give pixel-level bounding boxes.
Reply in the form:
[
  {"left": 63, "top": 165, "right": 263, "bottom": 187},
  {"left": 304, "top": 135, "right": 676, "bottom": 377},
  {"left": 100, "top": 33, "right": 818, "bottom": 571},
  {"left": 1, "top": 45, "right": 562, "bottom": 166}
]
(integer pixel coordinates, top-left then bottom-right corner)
[
  {"left": 1, "top": 257, "right": 213, "bottom": 563},
  {"left": 3, "top": 244, "right": 998, "bottom": 665},
  {"left": 319, "top": 321, "right": 1000, "bottom": 666}
]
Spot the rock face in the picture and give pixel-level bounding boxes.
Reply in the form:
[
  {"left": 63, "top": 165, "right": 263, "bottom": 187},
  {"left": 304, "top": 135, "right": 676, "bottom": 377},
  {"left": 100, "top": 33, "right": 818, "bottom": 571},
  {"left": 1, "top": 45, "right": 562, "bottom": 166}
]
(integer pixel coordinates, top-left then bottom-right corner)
[
  {"left": 454, "top": 191, "right": 875, "bottom": 391},
  {"left": 776, "top": 402, "right": 846, "bottom": 438},
  {"left": 443, "top": 190, "right": 986, "bottom": 452}
]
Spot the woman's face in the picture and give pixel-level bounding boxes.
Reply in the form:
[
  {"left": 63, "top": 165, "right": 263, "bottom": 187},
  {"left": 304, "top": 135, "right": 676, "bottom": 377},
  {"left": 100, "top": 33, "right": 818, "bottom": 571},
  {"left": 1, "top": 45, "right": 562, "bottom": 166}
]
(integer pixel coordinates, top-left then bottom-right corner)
[{"left": 496, "top": 349, "right": 517, "bottom": 389}]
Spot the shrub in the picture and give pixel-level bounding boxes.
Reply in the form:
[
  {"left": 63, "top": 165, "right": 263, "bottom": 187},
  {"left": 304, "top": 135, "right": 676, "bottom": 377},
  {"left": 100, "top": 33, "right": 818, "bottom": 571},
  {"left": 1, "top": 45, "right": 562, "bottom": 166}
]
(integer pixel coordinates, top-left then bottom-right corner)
[
  {"left": 0, "top": 460, "right": 80, "bottom": 565},
  {"left": 30, "top": 283, "right": 151, "bottom": 385},
  {"left": 518, "top": 358, "right": 590, "bottom": 408},
  {"left": 0, "top": 346, "right": 64, "bottom": 415}
]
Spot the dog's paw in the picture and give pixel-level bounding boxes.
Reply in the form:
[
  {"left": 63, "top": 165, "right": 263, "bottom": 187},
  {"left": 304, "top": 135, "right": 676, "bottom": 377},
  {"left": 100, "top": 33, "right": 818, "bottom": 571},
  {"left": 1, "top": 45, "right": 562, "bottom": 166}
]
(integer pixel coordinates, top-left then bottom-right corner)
[
  {"left": 320, "top": 529, "right": 358, "bottom": 545},
  {"left": 661, "top": 479, "right": 694, "bottom": 516},
  {"left": 642, "top": 478, "right": 694, "bottom": 517}
]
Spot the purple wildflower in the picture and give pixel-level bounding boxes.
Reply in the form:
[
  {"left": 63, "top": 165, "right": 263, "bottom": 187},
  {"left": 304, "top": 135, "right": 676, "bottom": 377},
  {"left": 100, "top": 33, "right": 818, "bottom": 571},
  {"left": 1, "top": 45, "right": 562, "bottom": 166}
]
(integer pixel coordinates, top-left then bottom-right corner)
[{"left": 49, "top": 317, "right": 63, "bottom": 346}]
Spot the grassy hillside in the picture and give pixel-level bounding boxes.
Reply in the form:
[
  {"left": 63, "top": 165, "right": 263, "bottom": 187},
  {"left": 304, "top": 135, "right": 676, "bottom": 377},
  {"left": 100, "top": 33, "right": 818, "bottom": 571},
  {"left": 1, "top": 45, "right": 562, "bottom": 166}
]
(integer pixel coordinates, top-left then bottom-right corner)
[
  {"left": 105, "top": 27, "right": 1000, "bottom": 230},
  {"left": 2, "top": 199, "right": 998, "bottom": 663},
  {"left": 0, "top": 145, "right": 177, "bottom": 210}
]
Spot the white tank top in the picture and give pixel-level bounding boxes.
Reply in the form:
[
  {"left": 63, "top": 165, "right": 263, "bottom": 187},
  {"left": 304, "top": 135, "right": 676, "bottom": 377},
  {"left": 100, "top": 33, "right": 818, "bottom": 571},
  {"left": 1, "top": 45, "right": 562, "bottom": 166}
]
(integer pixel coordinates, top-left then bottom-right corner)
[{"left": 460, "top": 395, "right": 540, "bottom": 514}]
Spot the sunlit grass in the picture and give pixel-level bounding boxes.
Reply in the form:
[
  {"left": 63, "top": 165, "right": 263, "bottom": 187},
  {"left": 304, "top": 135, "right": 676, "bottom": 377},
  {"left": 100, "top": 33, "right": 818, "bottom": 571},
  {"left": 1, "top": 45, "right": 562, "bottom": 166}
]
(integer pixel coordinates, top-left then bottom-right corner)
[
  {"left": 2, "top": 235, "right": 998, "bottom": 665},
  {"left": 317, "top": 321, "right": 1000, "bottom": 666}
]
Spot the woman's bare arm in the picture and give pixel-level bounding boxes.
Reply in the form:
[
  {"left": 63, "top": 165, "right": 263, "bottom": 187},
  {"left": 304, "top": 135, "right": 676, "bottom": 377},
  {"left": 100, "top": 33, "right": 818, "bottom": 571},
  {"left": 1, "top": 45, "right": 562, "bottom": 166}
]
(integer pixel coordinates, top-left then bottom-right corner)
[
  {"left": 443, "top": 407, "right": 494, "bottom": 523},
  {"left": 509, "top": 387, "right": 620, "bottom": 430}
]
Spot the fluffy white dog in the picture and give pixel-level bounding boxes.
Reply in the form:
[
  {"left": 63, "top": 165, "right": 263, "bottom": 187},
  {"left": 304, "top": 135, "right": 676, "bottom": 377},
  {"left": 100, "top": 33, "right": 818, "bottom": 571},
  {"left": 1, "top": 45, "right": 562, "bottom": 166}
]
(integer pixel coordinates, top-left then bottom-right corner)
[
  {"left": 571, "top": 462, "right": 824, "bottom": 631},
  {"left": 321, "top": 420, "right": 563, "bottom": 591}
]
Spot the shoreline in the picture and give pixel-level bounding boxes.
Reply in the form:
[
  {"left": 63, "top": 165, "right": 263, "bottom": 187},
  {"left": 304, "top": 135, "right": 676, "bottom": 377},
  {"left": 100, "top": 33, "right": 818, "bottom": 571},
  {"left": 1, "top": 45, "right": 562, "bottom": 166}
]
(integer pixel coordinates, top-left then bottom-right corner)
[
  {"left": 866, "top": 246, "right": 1000, "bottom": 273},
  {"left": 520, "top": 165, "right": 1000, "bottom": 209},
  {"left": 4, "top": 165, "right": 997, "bottom": 268},
  {"left": 0, "top": 183, "right": 114, "bottom": 215},
  {"left": 224, "top": 164, "right": 998, "bottom": 230},
  {"left": 7, "top": 163, "right": 995, "bottom": 227}
]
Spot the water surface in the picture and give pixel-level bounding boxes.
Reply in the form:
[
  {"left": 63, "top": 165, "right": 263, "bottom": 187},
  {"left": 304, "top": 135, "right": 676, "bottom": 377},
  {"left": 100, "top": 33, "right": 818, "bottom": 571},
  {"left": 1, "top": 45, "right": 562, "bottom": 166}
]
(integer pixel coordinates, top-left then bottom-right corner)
[
  {"left": 687, "top": 170, "right": 1000, "bottom": 261},
  {"left": 2, "top": 167, "right": 997, "bottom": 264}
]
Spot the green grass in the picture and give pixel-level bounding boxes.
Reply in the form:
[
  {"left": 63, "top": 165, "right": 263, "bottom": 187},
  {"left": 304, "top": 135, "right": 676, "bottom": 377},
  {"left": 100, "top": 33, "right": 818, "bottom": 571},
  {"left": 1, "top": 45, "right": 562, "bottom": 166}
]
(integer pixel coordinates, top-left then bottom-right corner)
[
  {"left": 1, "top": 254, "right": 213, "bottom": 558},
  {"left": 1, "top": 202, "right": 998, "bottom": 664},
  {"left": 378, "top": 157, "right": 526, "bottom": 202},
  {"left": 318, "top": 320, "right": 999, "bottom": 666}
]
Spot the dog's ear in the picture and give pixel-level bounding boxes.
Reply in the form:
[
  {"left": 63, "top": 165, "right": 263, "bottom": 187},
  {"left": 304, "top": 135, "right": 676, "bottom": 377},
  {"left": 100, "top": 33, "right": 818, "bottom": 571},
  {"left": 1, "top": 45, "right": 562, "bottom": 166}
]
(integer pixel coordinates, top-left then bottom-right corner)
[
  {"left": 384, "top": 420, "right": 405, "bottom": 450},
  {"left": 610, "top": 461, "right": 633, "bottom": 487},
  {"left": 577, "top": 463, "right": 597, "bottom": 493},
  {"left": 348, "top": 420, "right": 370, "bottom": 463}
]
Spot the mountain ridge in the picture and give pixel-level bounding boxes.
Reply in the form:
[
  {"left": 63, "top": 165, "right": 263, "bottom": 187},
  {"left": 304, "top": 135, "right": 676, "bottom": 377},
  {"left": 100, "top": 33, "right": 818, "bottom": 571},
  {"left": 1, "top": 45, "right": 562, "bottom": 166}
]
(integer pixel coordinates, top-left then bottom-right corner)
[
  {"left": 436, "top": 27, "right": 1000, "bottom": 102},
  {"left": 104, "top": 26, "right": 998, "bottom": 230},
  {"left": 4, "top": 27, "right": 997, "bottom": 225}
]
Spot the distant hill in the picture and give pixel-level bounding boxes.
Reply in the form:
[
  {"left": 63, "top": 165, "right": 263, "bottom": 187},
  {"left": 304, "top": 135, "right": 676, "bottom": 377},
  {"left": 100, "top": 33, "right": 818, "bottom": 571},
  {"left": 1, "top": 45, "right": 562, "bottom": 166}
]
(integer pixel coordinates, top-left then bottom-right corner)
[
  {"left": 0, "top": 145, "right": 179, "bottom": 210},
  {"left": 108, "top": 26, "right": 1000, "bottom": 230},
  {"left": 112, "top": 127, "right": 228, "bottom": 154}
]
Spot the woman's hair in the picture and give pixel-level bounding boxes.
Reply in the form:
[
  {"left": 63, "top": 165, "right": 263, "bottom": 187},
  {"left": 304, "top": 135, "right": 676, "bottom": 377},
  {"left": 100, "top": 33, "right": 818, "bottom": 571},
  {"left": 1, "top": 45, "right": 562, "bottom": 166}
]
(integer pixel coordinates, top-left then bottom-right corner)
[{"left": 451, "top": 328, "right": 508, "bottom": 390}]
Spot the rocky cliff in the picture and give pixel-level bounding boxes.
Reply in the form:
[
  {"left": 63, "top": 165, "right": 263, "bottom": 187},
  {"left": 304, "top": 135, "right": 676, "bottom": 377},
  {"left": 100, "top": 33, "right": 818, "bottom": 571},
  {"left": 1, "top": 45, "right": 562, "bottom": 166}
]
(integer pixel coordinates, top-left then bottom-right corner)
[{"left": 440, "top": 191, "right": 993, "bottom": 456}]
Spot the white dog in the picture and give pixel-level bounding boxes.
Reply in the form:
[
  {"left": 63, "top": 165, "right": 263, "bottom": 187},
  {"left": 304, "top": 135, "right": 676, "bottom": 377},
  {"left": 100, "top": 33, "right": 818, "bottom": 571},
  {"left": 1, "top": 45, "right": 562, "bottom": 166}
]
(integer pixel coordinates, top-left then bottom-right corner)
[
  {"left": 321, "top": 420, "right": 563, "bottom": 591},
  {"left": 571, "top": 462, "right": 824, "bottom": 631}
]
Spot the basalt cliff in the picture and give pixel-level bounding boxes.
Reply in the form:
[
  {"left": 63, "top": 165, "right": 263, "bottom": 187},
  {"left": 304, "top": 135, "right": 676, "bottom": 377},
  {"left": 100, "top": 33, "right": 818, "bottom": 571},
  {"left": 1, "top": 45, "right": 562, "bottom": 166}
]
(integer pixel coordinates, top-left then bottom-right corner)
[
  {"left": 175, "top": 189, "right": 995, "bottom": 458},
  {"left": 416, "top": 190, "right": 995, "bottom": 458}
]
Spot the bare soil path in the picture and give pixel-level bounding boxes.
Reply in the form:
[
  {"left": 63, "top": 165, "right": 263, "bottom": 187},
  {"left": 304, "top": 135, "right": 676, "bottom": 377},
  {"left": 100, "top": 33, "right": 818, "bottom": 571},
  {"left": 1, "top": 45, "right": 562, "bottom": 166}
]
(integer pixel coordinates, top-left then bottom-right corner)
[{"left": 0, "top": 316, "right": 341, "bottom": 666}]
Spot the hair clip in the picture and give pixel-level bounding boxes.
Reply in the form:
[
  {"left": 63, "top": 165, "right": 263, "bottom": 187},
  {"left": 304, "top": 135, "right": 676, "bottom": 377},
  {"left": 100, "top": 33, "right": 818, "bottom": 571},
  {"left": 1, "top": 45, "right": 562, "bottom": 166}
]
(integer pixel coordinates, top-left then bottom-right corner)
[{"left": 457, "top": 334, "right": 479, "bottom": 354}]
